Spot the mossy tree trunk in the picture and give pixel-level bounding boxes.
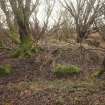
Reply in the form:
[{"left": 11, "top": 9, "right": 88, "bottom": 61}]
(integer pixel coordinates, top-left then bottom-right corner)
[{"left": 12, "top": 19, "right": 34, "bottom": 58}]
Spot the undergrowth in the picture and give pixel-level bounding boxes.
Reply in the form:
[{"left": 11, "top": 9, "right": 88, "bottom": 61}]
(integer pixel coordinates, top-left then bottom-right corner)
[{"left": 11, "top": 45, "right": 43, "bottom": 58}]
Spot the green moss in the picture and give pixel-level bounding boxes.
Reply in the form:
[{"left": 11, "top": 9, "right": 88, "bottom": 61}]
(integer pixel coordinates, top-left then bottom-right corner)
[
  {"left": 0, "top": 64, "right": 13, "bottom": 77},
  {"left": 54, "top": 64, "right": 80, "bottom": 77}
]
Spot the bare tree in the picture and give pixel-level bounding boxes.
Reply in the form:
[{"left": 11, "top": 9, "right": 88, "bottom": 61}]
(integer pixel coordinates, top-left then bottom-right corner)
[
  {"left": 0, "top": 0, "right": 41, "bottom": 57},
  {"left": 94, "top": 0, "right": 105, "bottom": 41},
  {"left": 9, "top": 0, "right": 39, "bottom": 43},
  {"left": 95, "top": 0, "right": 105, "bottom": 72},
  {"left": 58, "top": 9, "right": 75, "bottom": 41},
  {"left": 0, "top": 0, "right": 40, "bottom": 44},
  {"left": 0, "top": 0, "right": 19, "bottom": 44},
  {"left": 60, "top": 0, "right": 102, "bottom": 43},
  {"left": 30, "top": 0, "right": 55, "bottom": 46}
]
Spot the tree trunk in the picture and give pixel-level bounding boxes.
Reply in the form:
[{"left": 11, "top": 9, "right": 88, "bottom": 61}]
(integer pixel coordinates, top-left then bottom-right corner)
[
  {"left": 102, "top": 57, "right": 105, "bottom": 71},
  {"left": 18, "top": 24, "right": 30, "bottom": 42},
  {"left": 12, "top": 23, "right": 33, "bottom": 58},
  {"left": 77, "top": 33, "right": 82, "bottom": 43},
  {"left": 77, "top": 31, "right": 87, "bottom": 43},
  {"left": 18, "top": 24, "right": 32, "bottom": 50}
]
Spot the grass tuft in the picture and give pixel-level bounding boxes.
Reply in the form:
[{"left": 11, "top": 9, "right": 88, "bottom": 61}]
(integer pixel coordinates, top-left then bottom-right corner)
[
  {"left": 0, "top": 64, "right": 13, "bottom": 77},
  {"left": 54, "top": 64, "right": 80, "bottom": 77}
]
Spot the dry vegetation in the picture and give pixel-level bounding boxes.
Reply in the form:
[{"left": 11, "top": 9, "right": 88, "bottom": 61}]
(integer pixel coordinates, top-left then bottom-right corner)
[{"left": 0, "top": 0, "right": 105, "bottom": 105}]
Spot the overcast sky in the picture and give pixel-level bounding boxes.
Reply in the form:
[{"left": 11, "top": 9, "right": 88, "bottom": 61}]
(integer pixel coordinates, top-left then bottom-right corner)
[
  {"left": 36, "top": 0, "right": 76, "bottom": 26},
  {"left": 35, "top": 0, "right": 62, "bottom": 27}
]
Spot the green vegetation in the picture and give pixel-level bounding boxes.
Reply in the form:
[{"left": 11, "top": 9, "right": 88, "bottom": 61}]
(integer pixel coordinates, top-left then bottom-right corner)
[
  {"left": 11, "top": 38, "right": 42, "bottom": 58},
  {"left": 9, "top": 31, "right": 20, "bottom": 44},
  {"left": 91, "top": 69, "right": 105, "bottom": 78},
  {"left": 0, "top": 64, "right": 13, "bottom": 77},
  {"left": 12, "top": 46, "right": 42, "bottom": 58},
  {"left": 54, "top": 64, "right": 80, "bottom": 77},
  {"left": 0, "top": 41, "right": 3, "bottom": 47}
]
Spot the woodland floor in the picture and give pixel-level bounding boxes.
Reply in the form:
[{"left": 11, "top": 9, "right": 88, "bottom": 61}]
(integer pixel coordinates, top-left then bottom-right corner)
[{"left": 0, "top": 40, "right": 105, "bottom": 105}]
